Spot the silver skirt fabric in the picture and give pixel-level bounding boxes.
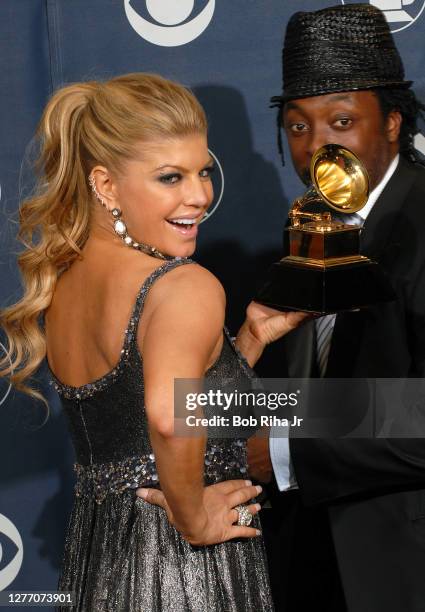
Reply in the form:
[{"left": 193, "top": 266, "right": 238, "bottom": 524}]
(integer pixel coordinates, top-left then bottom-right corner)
[{"left": 57, "top": 490, "right": 274, "bottom": 611}]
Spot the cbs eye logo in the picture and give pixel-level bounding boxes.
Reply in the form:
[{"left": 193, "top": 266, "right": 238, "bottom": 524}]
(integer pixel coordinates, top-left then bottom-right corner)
[
  {"left": 124, "top": 0, "right": 215, "bottom": 47},
  {"left": 0, "top": 514, "right": 23, "bottom": 590},
  {"left": 415, "top": 133, "right": 425, "bottom": 157},
  {"left": 0, "top": 342, "right": 12, "bottom": 407},
  {"left": 201, "top": 149, "right": 224, "bottom": 223},
  {"left": 341, "top": 0, "right": 425, "bottom": 32},
  {"left": 0, "top": 183, "right": 12, "bottom": 408}
]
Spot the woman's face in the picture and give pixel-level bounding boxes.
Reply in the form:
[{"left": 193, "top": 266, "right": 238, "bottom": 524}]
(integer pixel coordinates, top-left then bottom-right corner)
[{"left": 113, "top": 133, "right": 214, "bottom": 258}]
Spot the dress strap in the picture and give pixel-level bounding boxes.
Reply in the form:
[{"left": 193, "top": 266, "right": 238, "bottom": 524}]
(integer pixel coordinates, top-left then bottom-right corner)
[{"left": 121, "top": 257, "right": 193, "bottom": 354}]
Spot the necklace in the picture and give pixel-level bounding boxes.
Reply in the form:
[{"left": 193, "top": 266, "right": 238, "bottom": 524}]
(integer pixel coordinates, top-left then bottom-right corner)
[
  {"left": 109, "top": 208, "right": 172, "bottom": 260},
  {"left": 88, "top": 174, "right": 172, "bottom": 261}
]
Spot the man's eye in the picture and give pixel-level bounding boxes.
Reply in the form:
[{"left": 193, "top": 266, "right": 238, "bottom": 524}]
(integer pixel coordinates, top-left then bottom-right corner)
[
  {"left": 200, "top": 165, "right": 215, "bottom": 179},
  {"left": 290, "top": 123, "right": 308, "bottom": 133},
  {"left": 334, "top": 118, "right": 352, "bottom": 128},
  {"left": 159, "top": 173, "right": 181, "bottom": 184}
]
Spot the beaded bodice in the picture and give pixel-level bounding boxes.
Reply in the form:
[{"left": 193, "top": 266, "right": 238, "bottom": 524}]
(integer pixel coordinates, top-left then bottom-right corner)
[{"left": 49, "top": 258, "right": 254, "bottom": 503}]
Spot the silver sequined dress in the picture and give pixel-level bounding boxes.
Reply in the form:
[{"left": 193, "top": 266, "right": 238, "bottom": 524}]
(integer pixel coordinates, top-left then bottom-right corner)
[{"left": 51, "top": 258, "right": 274, "bottom": 612}]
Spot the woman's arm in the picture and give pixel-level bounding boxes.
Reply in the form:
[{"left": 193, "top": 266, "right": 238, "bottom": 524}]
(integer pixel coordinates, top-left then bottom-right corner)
[{"left": 140, "top": 264, "right": 260, "bottom": 545}]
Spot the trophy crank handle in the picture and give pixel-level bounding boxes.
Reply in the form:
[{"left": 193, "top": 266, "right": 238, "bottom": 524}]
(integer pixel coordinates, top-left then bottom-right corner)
[{"left": 289, "top": 198, "right": 331, "bottom": 227}]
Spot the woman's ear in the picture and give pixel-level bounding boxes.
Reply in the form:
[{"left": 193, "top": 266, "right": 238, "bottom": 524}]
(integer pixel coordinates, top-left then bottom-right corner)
[{"left": 90, "top": 166, "right": 119, "bottom": 209}]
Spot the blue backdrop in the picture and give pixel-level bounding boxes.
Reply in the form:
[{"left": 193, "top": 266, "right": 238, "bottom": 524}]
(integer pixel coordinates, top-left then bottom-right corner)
[{"left": 1, "top": 0, "right": 424, "bottom": 602}]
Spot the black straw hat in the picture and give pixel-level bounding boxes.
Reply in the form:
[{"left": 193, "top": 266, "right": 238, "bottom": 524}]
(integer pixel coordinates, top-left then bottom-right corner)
[{"left": 275, "top": 3, "right": 412, "bottom": 104}]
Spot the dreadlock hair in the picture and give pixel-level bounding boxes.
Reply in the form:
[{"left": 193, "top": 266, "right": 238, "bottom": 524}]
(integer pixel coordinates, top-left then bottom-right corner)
[
  {"left": 373, "top": 87, "right": 425, "bottom": 166},
  {"left": 270, "top": 96, "right": 286, "bottom": 166}
]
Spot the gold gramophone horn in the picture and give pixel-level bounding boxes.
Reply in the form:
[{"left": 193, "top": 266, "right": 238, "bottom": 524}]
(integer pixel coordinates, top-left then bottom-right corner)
[
  {"left": 311, "top": 144, "right": 370, "bottom": 213},
  {"left": 290, "top": 144, "right": 370, "bottom": 228}
]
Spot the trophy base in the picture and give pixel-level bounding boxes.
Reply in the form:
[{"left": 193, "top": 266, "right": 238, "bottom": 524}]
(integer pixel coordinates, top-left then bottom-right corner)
[{"left": 256, "top": 259, "right": 395, "bottom": 314}]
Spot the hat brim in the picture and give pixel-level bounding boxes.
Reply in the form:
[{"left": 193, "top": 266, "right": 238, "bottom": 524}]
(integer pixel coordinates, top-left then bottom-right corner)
[{"left": 272, "top": 79, "right": 412, "bottom": 106}]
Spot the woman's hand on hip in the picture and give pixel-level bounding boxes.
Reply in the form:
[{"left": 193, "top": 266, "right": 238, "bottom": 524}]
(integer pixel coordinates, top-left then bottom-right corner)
[{"left": 136, "top": 479, "right": 262, "bottom": 546}]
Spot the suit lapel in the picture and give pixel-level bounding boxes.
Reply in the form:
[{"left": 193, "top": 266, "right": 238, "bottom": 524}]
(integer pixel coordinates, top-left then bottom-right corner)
[
  {"left": 284, "top": 320, "right": 316, "bottom": 378},
  {"left": 326, "top": 157, "right": 417, "bottom": 376},
  {"left": 360, "top": 157, "right": 416, "bottom": 259}
]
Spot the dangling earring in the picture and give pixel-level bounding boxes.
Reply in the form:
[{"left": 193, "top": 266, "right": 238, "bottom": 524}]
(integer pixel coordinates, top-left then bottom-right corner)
[{"left": 88, "top": 174, "right": 171, "bottom": 260}]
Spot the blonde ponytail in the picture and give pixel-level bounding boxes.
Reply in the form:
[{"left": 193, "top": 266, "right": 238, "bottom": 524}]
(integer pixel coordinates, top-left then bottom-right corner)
[{"left": 0, "top": 73, "right": 207, "bottom": 405}]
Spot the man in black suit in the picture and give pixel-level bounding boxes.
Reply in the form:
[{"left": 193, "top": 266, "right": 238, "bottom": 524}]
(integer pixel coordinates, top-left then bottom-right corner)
[{"left": 250, "top": 5, "right": 425, "bottom": 612}]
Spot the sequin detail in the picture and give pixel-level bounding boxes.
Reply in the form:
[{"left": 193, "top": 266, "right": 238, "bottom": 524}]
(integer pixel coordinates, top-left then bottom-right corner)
[
  {"left": 74, "top": 454, "right": 159, "bottom": 504},
  {"left": 49, "top": 258, "right": 190, "bottom": 400},
  {"left": 74, "top": 440, "right": 247, "bottom": 504},
  {"left": 223, "top": 327, "right": 256, "bottom": 380},
  {"left": 204, "top": 439, "right": 248, "bottom": 484}
]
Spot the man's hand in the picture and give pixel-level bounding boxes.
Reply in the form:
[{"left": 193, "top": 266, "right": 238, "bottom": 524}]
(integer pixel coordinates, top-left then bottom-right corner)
[
  {"left": 245, "top": 301, "right": 310, "bottom": 346},
  {"left": 235, "top": 302, "right": 311, "bottom": 367},
  {"left": 247, "top": 435, "right": 273, "bottom": 484}
]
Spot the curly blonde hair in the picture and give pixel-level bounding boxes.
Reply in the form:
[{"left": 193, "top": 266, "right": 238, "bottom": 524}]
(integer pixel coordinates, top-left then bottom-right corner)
[{"left": 0, "top": 73, "right": 207, "bottom": 403}]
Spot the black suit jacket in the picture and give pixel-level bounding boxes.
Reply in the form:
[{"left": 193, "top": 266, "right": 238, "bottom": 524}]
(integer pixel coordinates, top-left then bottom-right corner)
[{"left": 276, "top": 157, "right": 425, "bottom": 612}]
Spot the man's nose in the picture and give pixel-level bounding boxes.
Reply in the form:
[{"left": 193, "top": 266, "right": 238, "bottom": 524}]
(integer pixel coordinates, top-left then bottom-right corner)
[{"left": 305, "top": 127, "right": 331, "bottom": 159}]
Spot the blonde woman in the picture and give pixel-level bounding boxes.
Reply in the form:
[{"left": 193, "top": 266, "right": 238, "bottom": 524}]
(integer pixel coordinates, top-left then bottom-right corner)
[{"left": 0, "top": 73, "right": 303, "bottom": 611}]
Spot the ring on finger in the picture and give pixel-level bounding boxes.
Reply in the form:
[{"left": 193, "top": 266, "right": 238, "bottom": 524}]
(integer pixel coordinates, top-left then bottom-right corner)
[{"left": 234, "top": 504, "right": 253, "bottom": 527}]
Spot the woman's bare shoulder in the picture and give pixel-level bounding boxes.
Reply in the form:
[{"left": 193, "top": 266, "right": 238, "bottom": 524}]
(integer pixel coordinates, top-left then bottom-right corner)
[
  {"left": 140, "top": 261, "right": 226, "bottom": 374},
  {"left": 146, "top": 261, "right": 226, "bottom": 309}
]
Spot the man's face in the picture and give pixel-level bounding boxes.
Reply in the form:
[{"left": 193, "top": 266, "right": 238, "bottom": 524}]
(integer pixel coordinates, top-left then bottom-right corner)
[{"left": 283, "top": 91, "right": 401, "bottom": 190}]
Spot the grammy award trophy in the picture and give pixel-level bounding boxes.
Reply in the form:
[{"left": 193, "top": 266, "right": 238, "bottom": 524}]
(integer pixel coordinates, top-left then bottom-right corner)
[{"left": 256, "top": 144, "right": 395, "bottom": 314}]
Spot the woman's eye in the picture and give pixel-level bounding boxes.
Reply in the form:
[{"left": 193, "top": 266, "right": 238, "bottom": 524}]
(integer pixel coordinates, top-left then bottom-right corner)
[
  {"left": 159, "top": 173, "right": 181, "bottom": 184},
  {"left": 200, "top": 166, "right": 215, "bottom": 179}
]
